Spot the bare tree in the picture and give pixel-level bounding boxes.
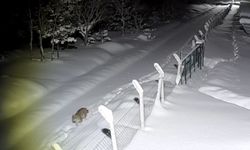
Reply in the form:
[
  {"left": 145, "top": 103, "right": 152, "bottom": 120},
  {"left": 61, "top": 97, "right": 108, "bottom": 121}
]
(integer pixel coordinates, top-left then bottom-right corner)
[
  {"left": 111, "top": 0, "right": 133, "bottom": 35},
  {"left": 37, "top": 0, "right": 47, "bottom": 61},
  {"left": 74, "top": 0, "right": 107, "bottom": 45},
  {"left": 26, "top": 0, "right": 77, "bottom": 61},
  {"left": 38, "top": 0, "right": 77, "bottom": 60},
  {"left": 27, "top": 0, "right": 36, "bottom": 59},
  {"left": 47, "top": 0, "right": 64, "bottom": 60},
  {"left": 131, "top": 1, "right": 146, "bottom": 32}
]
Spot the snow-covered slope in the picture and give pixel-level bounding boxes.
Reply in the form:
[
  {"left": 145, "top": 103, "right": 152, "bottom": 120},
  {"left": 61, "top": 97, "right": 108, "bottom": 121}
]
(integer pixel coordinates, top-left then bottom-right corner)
[{"left": 126, "top": 5, "right": 250, "bottom": 150}]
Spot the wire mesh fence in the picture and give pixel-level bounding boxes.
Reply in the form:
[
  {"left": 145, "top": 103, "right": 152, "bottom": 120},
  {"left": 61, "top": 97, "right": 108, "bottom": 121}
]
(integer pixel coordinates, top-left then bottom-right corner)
[{"left": 40, "top": 79, "right": 159, "bottom": 150}]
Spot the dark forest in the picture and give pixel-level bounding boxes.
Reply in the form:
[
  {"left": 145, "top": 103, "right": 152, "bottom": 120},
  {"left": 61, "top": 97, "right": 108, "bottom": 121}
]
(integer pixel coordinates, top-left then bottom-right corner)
[{"left": 0, "top": 0, "right": 225, "bottom": 53}]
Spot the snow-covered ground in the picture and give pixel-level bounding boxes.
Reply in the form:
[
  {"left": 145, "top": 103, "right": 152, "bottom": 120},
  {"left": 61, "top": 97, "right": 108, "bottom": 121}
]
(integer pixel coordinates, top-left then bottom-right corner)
[
  {"left": 126, "top": 4, "right": 250, "bottom": 150},
  {"left": 1, "top": 3, "right": 249, "bottom": 150},
  {"left": 239, "top": 2, "right": 250, "bottom": 33}
]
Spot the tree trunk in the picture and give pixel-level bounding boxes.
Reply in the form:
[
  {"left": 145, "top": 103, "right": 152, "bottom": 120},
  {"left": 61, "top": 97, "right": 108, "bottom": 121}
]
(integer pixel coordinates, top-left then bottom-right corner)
[
  {"left": 51, "top": 14, "right": 59, "bottom": 61},
  {"left": 56, "top": 44, "right": 60, "bottom": 59},
  {"left": 38, "top": 1, "right": 45, "bottom": 62},
  {"left": 121, "top": 18, "right": 125, "bottom": 36},
  {"left": 39, "top": 30, "right": 45, "bottom": 61},
  {"left": 28, "top": 8, "right": 33, "bottom": 59},
  {"left": 134, "top": 16, "right": 140, "bottom": 33},
  {"left": 51, "top": 39, "right": 55, "bottom": 60},
  {"left": 51, "top": 26, "right": 56, "bottom": 60},
  {"left": 85, "top": 25, "right": 88, "bottom": 46}
]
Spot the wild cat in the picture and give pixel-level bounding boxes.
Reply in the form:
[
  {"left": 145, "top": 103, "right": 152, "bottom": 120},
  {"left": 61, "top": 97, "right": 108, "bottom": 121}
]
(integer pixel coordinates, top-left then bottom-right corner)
[{"left": 72, "top": 107, "right": 89, "bottom": 125}]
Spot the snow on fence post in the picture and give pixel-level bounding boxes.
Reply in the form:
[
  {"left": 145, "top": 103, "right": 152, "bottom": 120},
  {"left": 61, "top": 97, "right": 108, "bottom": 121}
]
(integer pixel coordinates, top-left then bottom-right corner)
[
  {"left": 199, "top": 30, "right": 204, "bottom": 40},
  {"left": 205, "top": 22, "right": 210, "bottom": 31},
  {"left": 207, "top": 19, "right": 211, "bottom": 25},
  {"left": 132, "top": 80, "right": 145, "bottom": 129},
  {"left": 204, "top": 24, "right": 209, "bottom": 33},
  {"left": 51, "top": 143, "right": 63, "bottom": 150},
  {"left": 98, "top": 105, "right": 118, "bottom": 150},
  {"left": 194, "top": 35, "right": 203, "bottom": 44},
  {"left": 173, "top": 53, "right": 183, "bottom": 85},
  {"left": 154, "top": 63, "right": 165, "bottom": 103}
]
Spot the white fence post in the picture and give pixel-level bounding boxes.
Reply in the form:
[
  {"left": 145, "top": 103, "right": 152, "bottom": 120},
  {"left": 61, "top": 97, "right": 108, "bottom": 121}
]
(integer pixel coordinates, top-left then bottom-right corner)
[
  {"left": 52, "top": 143, "right": 63, "bottom": 150},
  {"left": 204, "top": 24, "right": 208, "bottom": 32},
  {"left": 173, "top": 53, "right": 183, "bottom": 85},
  {"left": 132, "top": 80, "right": 144, "bottom": 129},
  {"left": 194, "top": 35, "right": 204, "bottom": 45},
  {"left": 205, "top": 22, "right": 210, "bottom": 30},
  {"left": 154, "top": 63, "right": 165, "bottom": 103},
  {"left": 199, "top": 30, "right": 204, "bottom": 39},
  {"left": 98, "top": 105, "right": 118, "bottom": 150}
]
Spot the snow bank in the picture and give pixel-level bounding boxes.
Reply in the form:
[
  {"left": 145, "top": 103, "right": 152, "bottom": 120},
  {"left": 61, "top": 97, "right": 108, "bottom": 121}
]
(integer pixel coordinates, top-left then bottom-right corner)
[
  {"left": 3, "top": 49, "right": 112, "bottom": 82},
  {"left": 97, "top": 42, "right": 134, "bottom": 54},
  {"left": 204, "top": 58, "right": 226, "bottom": 69},
  {"left": 200, "top": 86, "right": 250, "bottom": 109},
  {"left": 126, "top": 86, "right": 250, "bottom": 150},
  {"left": 239, "top": 18, "right": 250, "bottom": 24},
  {"left": 239, "top": 2, "right": 250, "bottom": 33},
  {"left": 0, "top": 77, "right": 47, "bottom": 120}
]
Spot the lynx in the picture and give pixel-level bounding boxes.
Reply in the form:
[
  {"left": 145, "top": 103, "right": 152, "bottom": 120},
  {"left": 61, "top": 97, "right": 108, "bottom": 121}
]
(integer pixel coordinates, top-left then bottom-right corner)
[{"left": 72, "top": 107, "right": 89, "bottom": 125}]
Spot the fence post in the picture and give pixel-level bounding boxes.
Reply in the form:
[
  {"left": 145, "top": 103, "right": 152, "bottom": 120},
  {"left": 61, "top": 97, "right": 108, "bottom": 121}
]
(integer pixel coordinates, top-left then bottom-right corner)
[
  {"left": 202, "top": 43, "right": 205, "bottom": 67},
  {"left": 194, "top": 35, "right": 204, "bottom": 45},
  {"left": 184, "top": 60, "right": 187, "bottom": 84},
  {"left": 173, "top": 53, "right": 183, "bottom": 85},
  {"left": 199, "top": 30, "right": 204, "bottom": 40},
  {"left": 98, "top": 105, "right": 118, "bottom": 150},
  {"left": 52, "top": 143, "right": 63, "bottom": 150},
  {"left": 132, "top": 80, "right": 144, "bottom": 129},
  {"left": 154, "top": 63, "right": 165, "bottom": 103},
  {"left": 205, "top": 22, "right": 210, "bottom": 31},
  {"left": 204, "top": 24, "right": 209, "bottom": 38},
  {"left": 189, "top": 56, "right": 192, "bottom": 78},
  {"left": 193, "top": 47, "right": 196, "bottom": 72}
]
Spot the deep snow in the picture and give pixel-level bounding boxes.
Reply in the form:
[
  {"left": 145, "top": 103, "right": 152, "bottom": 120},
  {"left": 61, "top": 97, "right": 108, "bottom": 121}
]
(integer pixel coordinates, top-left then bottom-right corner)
[
  {"left": 1, "top": 3, "right": 250, "bottom": 150},
  {"left": 239, "top": 2, "right": 250, "bottom": 34},
  {"left": 126, "top": 4, "right": 250, "bottom": 150}
]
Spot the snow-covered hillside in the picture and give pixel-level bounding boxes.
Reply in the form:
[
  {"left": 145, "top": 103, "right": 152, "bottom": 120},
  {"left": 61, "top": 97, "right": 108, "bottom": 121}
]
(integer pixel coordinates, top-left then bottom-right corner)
[
  {"left": 126, "top": 4, "right": 250, "bottom": 150},
  {"left": 1, "top": 3, "right": 249, "bottom": 150}
]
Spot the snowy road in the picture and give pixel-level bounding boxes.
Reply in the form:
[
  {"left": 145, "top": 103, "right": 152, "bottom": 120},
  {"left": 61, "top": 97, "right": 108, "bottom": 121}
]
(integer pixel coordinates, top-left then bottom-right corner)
[{"left": 1, "top": 4, "right": 230, "bottom": 150}]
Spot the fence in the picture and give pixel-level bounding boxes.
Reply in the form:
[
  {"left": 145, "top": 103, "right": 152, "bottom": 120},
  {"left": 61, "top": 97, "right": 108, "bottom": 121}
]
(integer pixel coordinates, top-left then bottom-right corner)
[
  {"left": 47, "top": 4, "right": 232, "bottom": 150},
  {"left": 173, "top": 39, "right": 204, "bottom": 85},
  {"left": 173, "top": 4, "right": 232, "bottom": 85}
]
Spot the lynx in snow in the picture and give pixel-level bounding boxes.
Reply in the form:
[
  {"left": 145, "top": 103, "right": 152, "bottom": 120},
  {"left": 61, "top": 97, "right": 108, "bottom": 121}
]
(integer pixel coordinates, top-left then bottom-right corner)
[{"left": 72, "top": 107, "right": 89, "bottom": 125}]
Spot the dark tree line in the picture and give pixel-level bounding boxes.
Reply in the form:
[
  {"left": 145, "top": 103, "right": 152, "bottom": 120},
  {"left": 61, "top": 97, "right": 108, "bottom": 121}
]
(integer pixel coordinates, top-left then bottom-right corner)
[{"left": 1, "top": 0, "right": 198, "bottom": 61}]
